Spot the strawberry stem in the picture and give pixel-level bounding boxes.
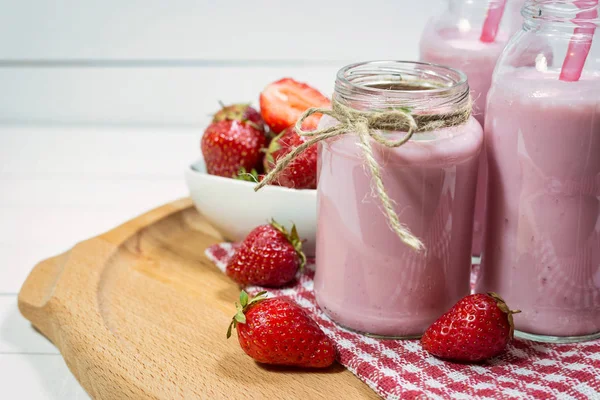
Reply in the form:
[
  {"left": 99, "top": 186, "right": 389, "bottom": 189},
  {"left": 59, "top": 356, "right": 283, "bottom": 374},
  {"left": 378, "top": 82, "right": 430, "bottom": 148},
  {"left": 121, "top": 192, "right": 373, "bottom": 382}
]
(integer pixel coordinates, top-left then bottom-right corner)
[
  {"left": 290, "top": 224, "right": 307, "bottom": 269},
  {"left": 488, "top": 292, "right": 521, "bottom": 339},
  {"left": 226, "top": 290, "right": 268, "bottom": 338},
  {"left": 270, "top": 219, "right": 306, "bottom": 270},
  {"left": 240, "top": 291, "right": 249, "bottom": 307},
  {"left": 246, "top": 121, "right": 262, "bottom": 131},
  {"left": 235, "top": 167, "right": 260, "bottom": 183},
  {"left": 264, "top": 131, "right": 283, "bottom": 168}
]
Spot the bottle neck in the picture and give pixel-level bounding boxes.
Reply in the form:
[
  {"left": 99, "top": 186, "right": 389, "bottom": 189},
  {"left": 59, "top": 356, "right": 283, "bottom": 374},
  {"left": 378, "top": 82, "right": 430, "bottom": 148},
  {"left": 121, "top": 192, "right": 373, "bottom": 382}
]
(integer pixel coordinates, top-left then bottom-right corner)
[
  {"left": 333, "top": 61, "right": 470, "bottom": 115},
  {"left": 522, "top": 0, "right": 599, "bottom": 30}
]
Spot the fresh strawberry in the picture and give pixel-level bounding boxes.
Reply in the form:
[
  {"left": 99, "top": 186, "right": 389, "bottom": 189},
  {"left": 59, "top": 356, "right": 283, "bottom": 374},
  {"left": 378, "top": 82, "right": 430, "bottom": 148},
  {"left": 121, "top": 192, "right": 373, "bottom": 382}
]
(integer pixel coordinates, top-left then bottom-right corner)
[
  {"left": 259, "top": 78, "right": 331, "bottom": 134},
  {"left": 227, "top": 291, "right": 336, "bottom": 368},
  {"left": 263, "top": 127, "right": 317, "bottom": 189},
  {"left": 201, "top": 117, "right": 266, "bottom": 178},
  {"left": 421, "top": 293, "right": 521, "bottom": 362},
  {"left": 226, "top": 220, "right": 305, "bottom": 287},
  {"left": 212, "top": 103, "right": 266, "bottom": 133}
]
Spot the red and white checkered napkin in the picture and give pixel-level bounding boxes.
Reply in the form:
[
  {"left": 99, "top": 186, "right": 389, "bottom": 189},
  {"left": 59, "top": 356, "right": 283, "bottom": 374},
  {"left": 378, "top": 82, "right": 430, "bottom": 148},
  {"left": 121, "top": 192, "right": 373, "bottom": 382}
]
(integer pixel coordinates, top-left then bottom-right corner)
[{"left": 207, "top": 243, "right": 600, "bottom": 400}]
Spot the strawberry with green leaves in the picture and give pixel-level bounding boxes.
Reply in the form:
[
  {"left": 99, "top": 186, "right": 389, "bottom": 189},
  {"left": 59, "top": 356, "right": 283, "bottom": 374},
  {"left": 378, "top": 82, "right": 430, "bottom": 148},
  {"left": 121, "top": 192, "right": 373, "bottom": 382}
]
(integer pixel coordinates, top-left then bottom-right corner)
[
  {"left": 201, "top": 103, "right": 267, "bottom": 178},
  {"left": 421, "top": 292, "right": 521, "bottom": 362},
  {"left": 226, "top": 220, "right": 305, "bottom": 287},
  {"left": 227, "top": 291, "right": 336, "bottom": 368}
]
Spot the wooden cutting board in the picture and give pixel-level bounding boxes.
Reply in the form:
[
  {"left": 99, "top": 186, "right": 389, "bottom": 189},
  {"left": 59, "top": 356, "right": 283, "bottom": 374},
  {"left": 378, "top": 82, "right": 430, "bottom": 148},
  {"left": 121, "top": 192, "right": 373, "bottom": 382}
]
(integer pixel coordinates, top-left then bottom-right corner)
[{"left": 18, "top": 198, "right": 377, "bottom": 400}]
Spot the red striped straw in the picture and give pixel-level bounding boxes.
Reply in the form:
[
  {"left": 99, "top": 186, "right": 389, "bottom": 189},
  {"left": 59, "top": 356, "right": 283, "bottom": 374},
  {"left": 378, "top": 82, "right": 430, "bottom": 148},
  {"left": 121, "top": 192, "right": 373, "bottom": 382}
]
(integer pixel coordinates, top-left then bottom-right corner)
[
  {"left": 481, "top": 0, "right": 509, "bottom": 42},
  {"left": 560, "top": 0, "right": 598, "bottom": 82}
]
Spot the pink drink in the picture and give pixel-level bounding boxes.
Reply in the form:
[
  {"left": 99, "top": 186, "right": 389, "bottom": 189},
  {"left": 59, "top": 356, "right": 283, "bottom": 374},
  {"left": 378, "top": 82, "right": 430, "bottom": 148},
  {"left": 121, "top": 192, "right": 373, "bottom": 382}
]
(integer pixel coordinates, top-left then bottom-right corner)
[
  {"left": 420, "top": 30, "right": 509, "bottom": 256},
  {"left": 420, "top": 31, "right": 509, "bottom": 125},
  {"left": 477, "top": 68, "right": 600, "bottom": 337},
  {"left": 315, "top": 118, "right": 483, "bottom": 337}
]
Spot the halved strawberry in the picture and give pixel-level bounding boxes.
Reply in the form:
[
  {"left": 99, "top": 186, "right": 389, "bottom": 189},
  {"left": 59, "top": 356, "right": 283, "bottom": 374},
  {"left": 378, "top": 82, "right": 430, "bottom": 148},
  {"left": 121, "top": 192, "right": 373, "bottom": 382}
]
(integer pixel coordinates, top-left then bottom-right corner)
[{"left": 259, "top": 78, "right": 331, "bottom": 134}]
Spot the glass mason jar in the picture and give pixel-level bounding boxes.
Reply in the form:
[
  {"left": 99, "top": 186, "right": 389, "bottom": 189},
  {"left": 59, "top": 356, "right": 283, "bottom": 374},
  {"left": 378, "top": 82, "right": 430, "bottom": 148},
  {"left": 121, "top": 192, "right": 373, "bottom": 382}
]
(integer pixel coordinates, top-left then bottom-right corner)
[
  {"left": 420, "top": 0, "right": 526, "bottom": 257},
  {"left": 477, "top": 0, "right": 600, "bottom": 342},
  {"left": 314, "top": 61, "right": 483, "bottom": 338}
]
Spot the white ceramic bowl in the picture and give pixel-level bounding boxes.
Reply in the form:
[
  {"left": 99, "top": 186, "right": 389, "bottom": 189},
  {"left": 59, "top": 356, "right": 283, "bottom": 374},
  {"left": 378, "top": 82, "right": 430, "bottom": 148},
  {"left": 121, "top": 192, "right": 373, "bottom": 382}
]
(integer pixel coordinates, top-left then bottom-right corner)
[{"left": 185, "top": 158, "right": 318, "bottom": 255}]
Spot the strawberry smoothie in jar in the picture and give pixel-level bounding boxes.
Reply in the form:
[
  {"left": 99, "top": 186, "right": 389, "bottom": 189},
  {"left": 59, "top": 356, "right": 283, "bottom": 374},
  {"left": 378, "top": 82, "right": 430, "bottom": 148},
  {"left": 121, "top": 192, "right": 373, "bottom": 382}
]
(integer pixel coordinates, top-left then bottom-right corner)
[
  {"left": 477, "top": 0, "right": 600, "bottom": 342},
  {"left": 314, "top": 61, "right": 482, "bottom": 338},
  {"left": 420, "top": 0, "right": 526, "bottom": 257}
]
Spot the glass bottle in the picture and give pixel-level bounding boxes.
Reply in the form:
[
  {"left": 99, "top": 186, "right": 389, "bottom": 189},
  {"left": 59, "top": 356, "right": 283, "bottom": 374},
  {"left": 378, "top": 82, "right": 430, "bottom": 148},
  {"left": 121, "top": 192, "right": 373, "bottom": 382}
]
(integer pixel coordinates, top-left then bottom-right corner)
[
  {"left": 419, "top": 0, "right": 526, "bottom": 257},
  {"left": 477, "top": 0, "right": 600, "bottom": 342},
  {"left": 314, "top": 61, "right": 482, "bottom": 338}
]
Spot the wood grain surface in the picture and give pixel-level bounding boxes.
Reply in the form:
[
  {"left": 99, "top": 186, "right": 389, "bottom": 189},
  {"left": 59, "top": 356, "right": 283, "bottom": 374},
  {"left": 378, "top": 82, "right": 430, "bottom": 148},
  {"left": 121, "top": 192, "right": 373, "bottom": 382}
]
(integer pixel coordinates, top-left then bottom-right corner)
[{"left": 18, "top": 198, "right": 378, "bottom": 399}]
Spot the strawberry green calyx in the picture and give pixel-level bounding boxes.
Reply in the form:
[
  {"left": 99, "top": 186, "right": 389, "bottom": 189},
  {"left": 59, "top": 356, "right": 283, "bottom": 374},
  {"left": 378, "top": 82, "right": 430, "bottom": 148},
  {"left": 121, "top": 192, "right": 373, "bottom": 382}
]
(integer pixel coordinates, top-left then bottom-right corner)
[
  {"left": 488, "top": 292, "right": 521, "bottom": 339},
  {"left": 213, "top": 102, "right": 251, "bottom": 122},
  {"left": 264, "top": 130, "right": 283, "bottom": 167},
  {"left": 269, "top": 219, "right": 306, "bottom": 270},
  {"left": 234, "top": 167, "right": 260, "bottom": 183},
  {"left": 213, "top": 102, "right": 262, "bottom": 131},
  {"left": 290, "top": 224, "right": 307, "bottom": 269},
  {"left": 227, "top": 290, "right": 268, "bottom": 339}
]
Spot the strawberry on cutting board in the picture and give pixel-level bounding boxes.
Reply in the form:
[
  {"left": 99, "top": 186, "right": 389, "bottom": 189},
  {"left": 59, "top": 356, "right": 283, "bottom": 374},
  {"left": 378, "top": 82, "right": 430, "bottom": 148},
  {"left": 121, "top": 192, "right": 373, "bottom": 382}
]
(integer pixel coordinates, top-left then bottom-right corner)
[
  {"left": 263, "top": 126, "right": 318, "bottom": 189},
  {"left": 226, "top": 220, "right": 306, "bottom": 287},
  {"left": 260, "top": 78, "right": 331, "bottom": 134},
  {"left": 421, "top": 293, "right": 520, "bottom": 362},
  {"left": 201, "top": 103, "right": 267, "bottom": 178},
  {"left": 227, "top": 291, "right": 336, "bottom": 368}
]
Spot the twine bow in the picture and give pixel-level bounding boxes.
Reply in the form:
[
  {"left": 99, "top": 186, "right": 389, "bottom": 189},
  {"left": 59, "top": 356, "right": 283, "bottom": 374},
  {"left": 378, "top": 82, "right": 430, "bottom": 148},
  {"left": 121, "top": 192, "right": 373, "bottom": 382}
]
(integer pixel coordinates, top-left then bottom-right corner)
[{"left": 254, "top": 99, "right": 471, "bottom": 251}]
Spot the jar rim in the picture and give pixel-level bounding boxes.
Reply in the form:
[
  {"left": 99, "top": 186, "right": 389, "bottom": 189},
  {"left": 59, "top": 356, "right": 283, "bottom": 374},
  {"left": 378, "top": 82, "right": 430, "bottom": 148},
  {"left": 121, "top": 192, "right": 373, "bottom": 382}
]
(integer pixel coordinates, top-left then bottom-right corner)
[
  {"left": 522, "top": 0, "right": 600, "bottom": 26},
  {"left": 336, "top": 60, "right": 468, "bottom": 95},
  {"left": 334, "top": 60, "right": 470, "bottom": 112}
]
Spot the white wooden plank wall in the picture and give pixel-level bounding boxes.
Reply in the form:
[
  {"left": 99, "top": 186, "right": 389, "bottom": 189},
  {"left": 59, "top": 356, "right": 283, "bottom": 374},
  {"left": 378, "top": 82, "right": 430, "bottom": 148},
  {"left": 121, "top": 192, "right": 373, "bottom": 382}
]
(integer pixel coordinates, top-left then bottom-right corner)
[
  {"left": 0, "top": 0, "right": 437, "bottom": 125},
  {"left": 0, "top": 1, "right": 433, "bottom": 60},
  {"left": 0, "top": 1, "right": 440, "bottom": 398}
]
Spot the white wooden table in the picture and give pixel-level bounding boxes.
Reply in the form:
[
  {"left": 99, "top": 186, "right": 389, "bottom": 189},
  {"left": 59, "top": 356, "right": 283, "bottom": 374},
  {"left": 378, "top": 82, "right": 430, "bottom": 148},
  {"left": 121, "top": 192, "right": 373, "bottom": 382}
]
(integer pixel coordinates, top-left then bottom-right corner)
[{"left": 0, "top": 1, "right": 434, "bottom": 397}]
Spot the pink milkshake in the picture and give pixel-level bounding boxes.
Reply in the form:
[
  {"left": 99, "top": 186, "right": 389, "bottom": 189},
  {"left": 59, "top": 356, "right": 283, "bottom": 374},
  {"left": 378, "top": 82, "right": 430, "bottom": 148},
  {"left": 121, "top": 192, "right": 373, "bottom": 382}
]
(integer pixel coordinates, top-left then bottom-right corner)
[
  {"left": 420, "top": 30, "right": 509, "bottom": 126},
  {"left": 478, "top": 68, "right": 600, "bottom": 339},
  {"left": 419, "top": 0, "right": 525, "bottom": 256},
  {"left": 314, "top": 61, "right": 483, "bottom": 337}
]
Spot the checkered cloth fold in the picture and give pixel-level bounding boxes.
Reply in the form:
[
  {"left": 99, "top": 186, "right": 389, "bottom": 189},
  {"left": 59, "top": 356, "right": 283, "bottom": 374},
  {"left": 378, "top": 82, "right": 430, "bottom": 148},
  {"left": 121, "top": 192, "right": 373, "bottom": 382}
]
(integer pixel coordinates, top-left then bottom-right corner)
[{"left": 206, "top": 243, "right": 600, "bottom": 400}]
